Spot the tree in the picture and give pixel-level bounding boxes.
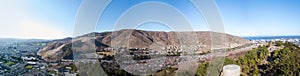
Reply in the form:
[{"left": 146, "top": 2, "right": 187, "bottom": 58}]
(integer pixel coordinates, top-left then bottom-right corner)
[
  {"left": 224, "top": 58, "right": 236, "bottom": 65},
  {"left": 252, "top": 65, "right": 259, "bottom": 76},
  {"left": 195, "top": 62, "right": 209, "bottom": 76},
  {"left": 263, "top": 42, "right": 300, "bottom": 76},
  {"left": 275, "top": 41, "right": 283, "bottom": 46}
]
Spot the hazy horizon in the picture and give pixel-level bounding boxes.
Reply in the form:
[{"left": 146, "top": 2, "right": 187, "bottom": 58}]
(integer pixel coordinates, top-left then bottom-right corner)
[{"left": 0, "top": 29, "right": 299, "bottom": 40}]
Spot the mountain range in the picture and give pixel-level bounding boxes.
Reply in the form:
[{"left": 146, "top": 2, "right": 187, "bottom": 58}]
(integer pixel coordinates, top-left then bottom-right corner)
[{"left": 38, "top": 29, "right": 249, "bottom": 61}]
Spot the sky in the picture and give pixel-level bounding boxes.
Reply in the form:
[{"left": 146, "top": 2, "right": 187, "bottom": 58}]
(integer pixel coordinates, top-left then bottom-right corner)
[{"left": 0, "top": 0, "right": 299, "bottom": 39}]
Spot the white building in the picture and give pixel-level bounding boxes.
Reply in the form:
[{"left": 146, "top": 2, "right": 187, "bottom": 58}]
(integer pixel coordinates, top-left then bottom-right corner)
[{"left": 21, "top": 57, "right": 36, "bottom": 61}]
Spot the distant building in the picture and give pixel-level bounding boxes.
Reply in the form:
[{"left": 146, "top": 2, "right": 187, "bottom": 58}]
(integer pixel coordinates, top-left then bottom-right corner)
[
  {"left": 27, "top": 62, "right": 37, "bottom": 65},
  {"left": 21, "top": 57, "right": 36, "bottom": 61}
]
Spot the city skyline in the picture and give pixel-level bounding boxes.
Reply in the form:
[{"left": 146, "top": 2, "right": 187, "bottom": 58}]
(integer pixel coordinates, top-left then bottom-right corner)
[{"left": 0, "top": 0, "right": 300, "bottom": 39}]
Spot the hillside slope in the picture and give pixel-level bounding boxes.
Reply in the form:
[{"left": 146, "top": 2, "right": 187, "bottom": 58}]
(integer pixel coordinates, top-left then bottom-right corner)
[{"left": 38, "top": 29, "right": 249, "bottom": 61}]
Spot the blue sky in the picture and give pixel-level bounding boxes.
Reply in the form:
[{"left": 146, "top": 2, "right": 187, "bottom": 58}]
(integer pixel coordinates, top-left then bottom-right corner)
[{"left": 0, "top": 0, "right": 299, "bottom": 39}]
